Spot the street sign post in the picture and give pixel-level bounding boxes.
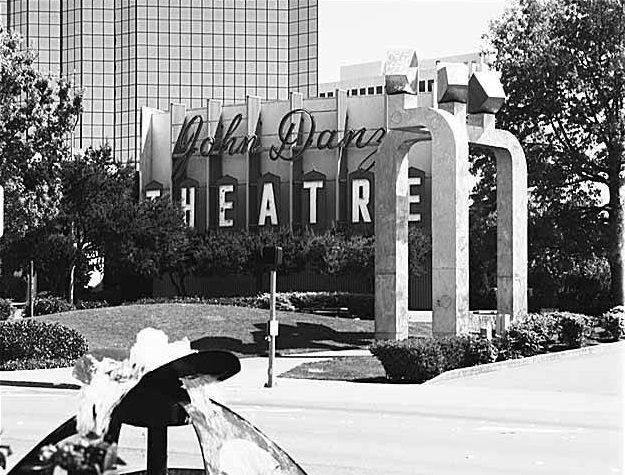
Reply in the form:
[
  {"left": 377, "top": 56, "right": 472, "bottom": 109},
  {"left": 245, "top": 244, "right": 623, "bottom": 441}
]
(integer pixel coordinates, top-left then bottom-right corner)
[{"left": 263, "top": 246, "right": 283, "bottom": 388}]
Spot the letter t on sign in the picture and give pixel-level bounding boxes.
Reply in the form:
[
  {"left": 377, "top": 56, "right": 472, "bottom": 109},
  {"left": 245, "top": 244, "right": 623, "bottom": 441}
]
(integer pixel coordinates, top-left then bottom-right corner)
[{"left": 303, "top": 180, "right": 323, "bottom": 224}]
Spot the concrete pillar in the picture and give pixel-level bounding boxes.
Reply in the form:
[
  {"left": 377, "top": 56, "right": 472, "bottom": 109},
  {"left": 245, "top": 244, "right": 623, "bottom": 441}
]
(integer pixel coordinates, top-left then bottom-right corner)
[{"left": 374, "top": 131, "right": 411, "bottom": 340}]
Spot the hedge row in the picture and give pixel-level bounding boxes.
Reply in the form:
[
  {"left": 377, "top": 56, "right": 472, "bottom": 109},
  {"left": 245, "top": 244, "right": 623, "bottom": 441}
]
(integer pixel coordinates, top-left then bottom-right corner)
[
  {"left": 131, "top": 292, "right": 375, "bottom": 319},
  {"left": 370, "top": 308, "right": 625, "bottom": 383},
  {"left": 370, "top": 335, "right": 498, "bottom": 383},
  {"left": 0, "top": 320, "right": 88, "bottom": 370}
]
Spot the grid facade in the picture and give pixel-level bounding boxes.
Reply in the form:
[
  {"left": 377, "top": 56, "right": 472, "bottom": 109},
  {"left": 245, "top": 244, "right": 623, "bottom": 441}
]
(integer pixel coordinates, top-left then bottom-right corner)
[
  {"left": 4, "top": 0, "right": 61, "bottom": 75},
  {"left": 1, "top": 0, "right": 318, "bottom": 164}
]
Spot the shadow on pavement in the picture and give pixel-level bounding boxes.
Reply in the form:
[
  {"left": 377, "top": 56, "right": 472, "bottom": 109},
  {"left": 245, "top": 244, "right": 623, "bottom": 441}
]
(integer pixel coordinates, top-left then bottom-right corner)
[{"left": 191, "top": 321, "right": 375, "bottom": 357}]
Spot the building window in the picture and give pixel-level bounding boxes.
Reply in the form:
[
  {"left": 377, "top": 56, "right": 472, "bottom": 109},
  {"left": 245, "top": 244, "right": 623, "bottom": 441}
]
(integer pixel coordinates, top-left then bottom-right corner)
[
  {"left": 359, "top": 87, "right": 366, "bottom": 95},
  {"left": 368, "top": 86, "right": 374, "bottom": 95},
  {"left": 351, "top": 88, "right": 358, "bottom": 96},
  {"left": 376, "top": 85, "right": 383, "bottom": 94},
  {"left": 327, "top": 91, "right": 334, "bottom": 97},
  {"left": 319, "top": 92, "right": 326, "bottom": 97},
  {"left": 419, "top": 80, "right": 426, "bottom": 93},
  {"left": 427, "top": 79, "right": 434, "bottom": 92}
]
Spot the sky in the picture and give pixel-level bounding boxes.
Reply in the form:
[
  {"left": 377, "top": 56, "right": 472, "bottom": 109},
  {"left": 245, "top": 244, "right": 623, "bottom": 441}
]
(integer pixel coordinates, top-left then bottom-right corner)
[{"left": 318, "top": 0, "right": 509, "bottom": 83}]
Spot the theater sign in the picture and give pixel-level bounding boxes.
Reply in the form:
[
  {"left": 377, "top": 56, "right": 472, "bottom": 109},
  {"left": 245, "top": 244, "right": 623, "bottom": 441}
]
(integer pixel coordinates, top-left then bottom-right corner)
[
  {"left": 140, "top": 50, "right": 528, "bottom": 341},
  {"left": 140, "top": 90, "right": 432, "bottom": 232}
]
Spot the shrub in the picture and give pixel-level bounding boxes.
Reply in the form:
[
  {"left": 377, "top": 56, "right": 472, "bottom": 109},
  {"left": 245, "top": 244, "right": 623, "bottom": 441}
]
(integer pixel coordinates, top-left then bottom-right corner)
[
  {"left": 370, "top": 338, "right": 445, "bottom": 383},
  {"left": 438, "top": 334, "right": 499, "bottom": 370},
  {"left": 0, "top": 320, "right": 88, "bottom": 366},
  {"left": 24, "top": 292, "right": 75, "bottom": 317},
  {"left": 0, "top": 298, "right": 13, "bottom": 321},
  {"left": 127, "top": 292, "right": 375, "bottom": 319},
  {"left": 600, "top": 306, "right": 625, "bottom": 341},
  {"left": 553, "top": 312, "right": 590, "bottom": 348},
  {"left": 75, "top": 300, "right": 110, "bottom": 310},
  {"left": 498, "top": 313, "right": 557, "bottom": 359}
]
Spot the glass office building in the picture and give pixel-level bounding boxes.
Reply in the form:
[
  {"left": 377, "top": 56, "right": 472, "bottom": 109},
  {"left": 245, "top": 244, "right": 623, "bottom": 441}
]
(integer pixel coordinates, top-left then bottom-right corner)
[{"left": 0, "top": 0, "right": 318, "bottom": 164}]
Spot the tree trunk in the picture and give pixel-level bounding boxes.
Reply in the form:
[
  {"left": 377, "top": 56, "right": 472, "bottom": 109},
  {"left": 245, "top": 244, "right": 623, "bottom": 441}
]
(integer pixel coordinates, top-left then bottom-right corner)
[
  {"left": 607, "top": 145, "right": 625, "bottom": 307},
  {"left": 169, "top": 273, "right": 186, "bottom": 297},
  {"left": 69, "top": 263, "right": 75, "bottom": 306}
]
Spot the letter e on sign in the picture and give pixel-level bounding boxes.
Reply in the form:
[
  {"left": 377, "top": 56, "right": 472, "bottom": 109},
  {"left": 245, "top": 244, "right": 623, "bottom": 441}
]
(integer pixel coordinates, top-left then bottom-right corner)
[{"left": 219, "top": 184, "right": 235, "bottom": 227}]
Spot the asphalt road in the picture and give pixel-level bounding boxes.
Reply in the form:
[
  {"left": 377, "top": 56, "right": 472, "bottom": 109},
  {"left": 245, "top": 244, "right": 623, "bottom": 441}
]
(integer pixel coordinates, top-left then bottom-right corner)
[{"left": 1, "top": 344, "right": 623, "bottom": 475}]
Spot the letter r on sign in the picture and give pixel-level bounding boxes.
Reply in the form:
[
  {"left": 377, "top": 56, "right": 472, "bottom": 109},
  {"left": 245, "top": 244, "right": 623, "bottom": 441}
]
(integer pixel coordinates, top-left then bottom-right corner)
[{"left": 352, "top": 178, "right": 372, "bottom": 223}]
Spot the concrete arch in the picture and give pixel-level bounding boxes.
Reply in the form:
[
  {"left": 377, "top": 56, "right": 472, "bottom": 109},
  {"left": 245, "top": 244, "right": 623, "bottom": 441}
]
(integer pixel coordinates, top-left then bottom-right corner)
[
  {"left": 468, "top": 124, "right": 528, "bottom": 323},
  {"left": 374, "top": 104, "right": 471, "bottom": 339}
]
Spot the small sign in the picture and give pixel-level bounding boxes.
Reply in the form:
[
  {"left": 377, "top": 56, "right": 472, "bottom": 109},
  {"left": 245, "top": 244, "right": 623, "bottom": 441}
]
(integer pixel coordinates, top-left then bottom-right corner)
[{"left": 268, "top": 320, "right": 279, "bottom": 336}]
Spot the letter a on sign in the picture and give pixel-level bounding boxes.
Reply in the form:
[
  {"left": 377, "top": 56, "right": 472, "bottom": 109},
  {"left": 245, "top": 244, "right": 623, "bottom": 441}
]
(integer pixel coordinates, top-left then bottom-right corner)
[{"left": 258, "top": 182, "right": 278, "bottom": 226}]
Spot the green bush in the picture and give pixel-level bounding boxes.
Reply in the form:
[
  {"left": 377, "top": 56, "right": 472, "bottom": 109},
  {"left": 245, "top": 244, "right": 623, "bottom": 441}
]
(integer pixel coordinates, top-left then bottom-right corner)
[
  {"left": 24, "top": 292, "right": 75, "bottom": 317},
  {"left": 439, "top": 334, "right": 499, "bottom": 370},
  {"left": 0, "top": 320, "right": 88, "bottom": 366},
  {"left": 370, "top": 338, "right": 445, "bottom": 383},
  {"left": 498, "top": 313, "right": 557, "bottom": 359},
  {"left": 0, "top": 298, "right": 13, "bottom": 321},
  {"left": 128, "top": 292, "right": 375, "bottom": 319},
  {"left": 370, "top": 335, "right": 498, "bottom": 383},
  {"left": 554, "top": 312, "right": 590, "bottom": 348},
  {"left": 75, "top": 299, "right": 110, "bottom": 310},
  {"left": 600, "top": 306, "right": 625, "bottom": 341}
]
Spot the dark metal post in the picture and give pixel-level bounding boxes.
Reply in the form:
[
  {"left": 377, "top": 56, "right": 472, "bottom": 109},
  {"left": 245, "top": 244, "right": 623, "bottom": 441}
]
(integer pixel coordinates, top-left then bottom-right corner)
[{"left": 146, "top": 427, "right": 168, "bottom": 475}]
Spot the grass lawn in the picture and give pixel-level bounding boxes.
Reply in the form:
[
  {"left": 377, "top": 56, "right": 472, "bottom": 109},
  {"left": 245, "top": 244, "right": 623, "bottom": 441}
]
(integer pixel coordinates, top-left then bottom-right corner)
[
  {"left": 280, "top": 355, "right": 388, "bottom": 382},
  {"left": 38, "top": 303, "right": 432, "bottom": 359}
]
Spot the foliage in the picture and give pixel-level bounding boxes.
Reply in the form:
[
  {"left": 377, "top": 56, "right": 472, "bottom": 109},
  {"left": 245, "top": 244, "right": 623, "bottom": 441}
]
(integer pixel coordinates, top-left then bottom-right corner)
[
  {"left": 31, "top": 293, "right": 74, "bottom": 317},
  {"left": 370, "top": 338, "right": 445, "bottom": 383},
  {"left": 408, "top": 224, "right": 431, "bottom": 278},
  {"left": 485, "top": 0, "right": 625, "bottom": 307},
  {"left": 106, "top": 195, "right": 191, "bottom": 297},
  {"left": 438, "top": 334, "right": 499, "bottom": 371},
  {"left": 0, "top": 26, "right": 82, "bottom": 240},
  {"left": 0, "top": 357, "right": 80, "bottom": 371},
  {"left": 75, "top": 300, "right": 110, "bottom": 310},
  {"left": 497, "top": 313, "right": 558, "bottom": 359},
  {"left": 128, "top": 292, "right": 375, "bottom": 319},
  {"left": 0, "top": 298, "right": 12, "bottom": 321},
  {"left": 599, "top": 306, "right": 625, "bottom": 341},
  {"left": 370, "top": 335, "right": 497, "bottom": 383},
  {"left": 554, "top": 311, "right": 591, "bottom": 348},
  {"left": 0, "top": 320, "right": 87, "bottom": 365}
]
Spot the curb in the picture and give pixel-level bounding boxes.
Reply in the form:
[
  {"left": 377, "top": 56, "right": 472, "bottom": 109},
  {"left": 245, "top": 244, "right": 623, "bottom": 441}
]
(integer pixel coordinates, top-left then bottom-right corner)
[
  {"left": 0, "top": 380, "right": 80, "bottom": 390},
  {"left": 425, "top": 341, "right": 624, "bottom": 385}
]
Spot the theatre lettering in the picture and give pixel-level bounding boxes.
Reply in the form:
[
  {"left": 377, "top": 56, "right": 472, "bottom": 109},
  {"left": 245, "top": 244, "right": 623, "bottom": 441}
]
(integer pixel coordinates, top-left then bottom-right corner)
[{"left": 141, "top": 94, "right": 429, "bottom": 232}]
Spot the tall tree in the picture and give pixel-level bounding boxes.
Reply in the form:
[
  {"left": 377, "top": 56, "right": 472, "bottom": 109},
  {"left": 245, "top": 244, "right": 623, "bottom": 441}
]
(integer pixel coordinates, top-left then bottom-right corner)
[
  {"left": 59, "top": 146, "right": 136, "bottom": 303},
  {"left": 0, "top": 27, "right": 82, "bottom": 239},
  {"left": 485, "top": 0, "right": 625, "bottom": 306}
]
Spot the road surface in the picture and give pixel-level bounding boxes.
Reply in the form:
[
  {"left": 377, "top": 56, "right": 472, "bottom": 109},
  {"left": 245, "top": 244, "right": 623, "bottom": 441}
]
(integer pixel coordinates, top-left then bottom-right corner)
[{"left": 1, "top": 343, "right": 623, "bottom": 474}]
